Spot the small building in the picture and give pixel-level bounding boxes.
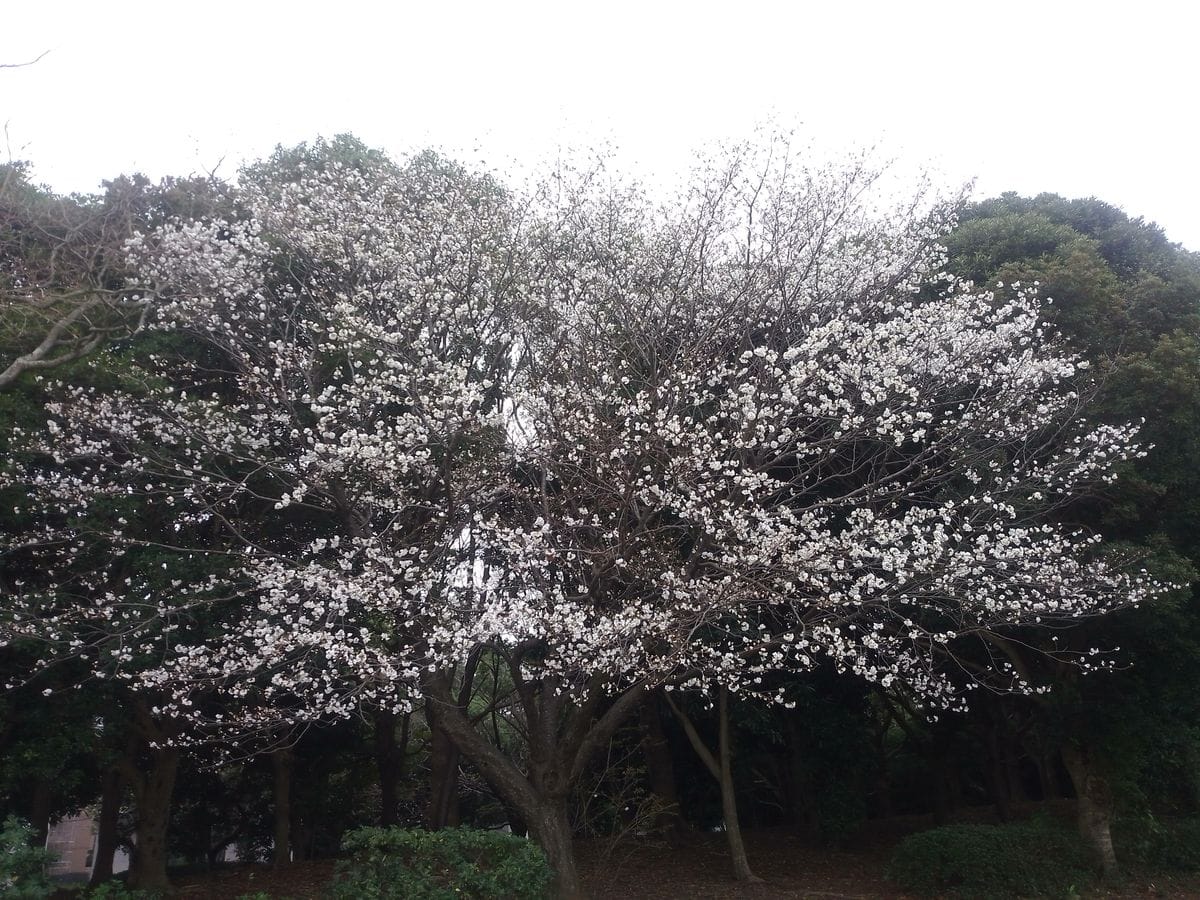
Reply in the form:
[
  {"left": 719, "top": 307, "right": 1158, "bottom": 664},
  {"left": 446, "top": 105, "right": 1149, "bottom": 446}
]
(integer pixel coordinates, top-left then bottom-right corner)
[{"left": 44, "top": 814, "right": 129, "bottom": 883}]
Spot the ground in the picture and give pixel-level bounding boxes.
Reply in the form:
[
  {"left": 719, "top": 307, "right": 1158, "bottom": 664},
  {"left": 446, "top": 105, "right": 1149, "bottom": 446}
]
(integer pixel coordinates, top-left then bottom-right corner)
[{"left": 145, "top": 822, "right": 1200, "bottom": 899}]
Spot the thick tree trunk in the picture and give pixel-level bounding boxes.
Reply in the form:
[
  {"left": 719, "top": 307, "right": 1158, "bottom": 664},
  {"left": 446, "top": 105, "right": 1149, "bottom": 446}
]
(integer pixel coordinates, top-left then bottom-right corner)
[
  {"left": 529, "top": 800, "right": 584, "bottom": 900},
  {"left": 639, "top": 691, "right": 685, "bottom": 840},
  {"left": 421, "top": 670, "right": 647, "bottom": 900},
  {"left": 89, "top": 765, "right": 124, "bottom": 885},
  {"left": 272, "top": 747, "right": 293, "bottom": 868},
  {"left": 127, "top": 747, "right": 179, "bottom": 892},
  {"left": 375, "top": 709, "right": 409, "bottom": 827},
  {"left": 1062, "top": 745, "right": 1118, "bottom": 877},
  {"left": 424, "top": 657, "right": 486, "bottom": 830},
  {"left": 426, "top": 723, "right": 462, "bottom": 828}
]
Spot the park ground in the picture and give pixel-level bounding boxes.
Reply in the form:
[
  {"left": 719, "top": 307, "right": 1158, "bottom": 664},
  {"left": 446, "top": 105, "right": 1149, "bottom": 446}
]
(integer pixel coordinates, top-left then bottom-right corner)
[{"left": 86, "top": 814, "right": 1200, "bottom": 899}]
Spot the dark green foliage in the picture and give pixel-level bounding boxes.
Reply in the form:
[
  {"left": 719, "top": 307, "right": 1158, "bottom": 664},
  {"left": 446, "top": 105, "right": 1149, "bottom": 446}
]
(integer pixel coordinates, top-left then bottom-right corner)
[
  {"left": 0, "top": 815, "right": 55, "bottom": 899},
  {"left": 776, "top": 670, "right": 875, "bottom": 843},
  {"left": 81, "top": 882, "right": 161, "bottom": 899},
  {"left": 1114, "top": 815, "right": 1200, "bottom": 872},
  {"left": 940, "top": 192, "right": 1200, "bottom": 832},
  {"left": 330, "top": 826, "right": 552, "bottom": 900},
  {"left": 946, "top": 192, "right": 1200, "bottom": 355},
  {"left": 887, "top": 817, "right": 1093, "bottom": 898}
]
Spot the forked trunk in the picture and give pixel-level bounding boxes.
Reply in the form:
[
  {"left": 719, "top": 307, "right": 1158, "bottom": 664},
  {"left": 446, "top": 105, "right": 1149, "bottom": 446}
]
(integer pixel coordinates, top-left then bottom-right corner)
[
  {"left": 717, "top": 688, "right": 760, "bottom": 883},
  {"left": 666, "top": 687, "right": 761, "bottom": 883},
  {"left": 420, "top": 671, "right": 648, "bottom": 900}
]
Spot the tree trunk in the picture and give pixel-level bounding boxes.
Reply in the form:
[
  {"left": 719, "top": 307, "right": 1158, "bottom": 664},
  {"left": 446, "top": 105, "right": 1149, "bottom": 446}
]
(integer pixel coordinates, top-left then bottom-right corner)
[
  {"left": 639, "top": 691, "right": 685, "bottom": 840},
  {"left": 425, "top": 722, "right": 462, "bottom": 828},
  {"left": 1062, "top": 744, "right": 1118, "bottom": 877},
  {"left": 717, "top": 688, "right": 760, "bottom": 883},
  {"left": 89, "top": 764, "right": 124, "bottom": 885},
  {"left": 375, "top": 709, "right": 409, "bottom": 827},
  {"left": 528, "top": 800, "right": 584, "bottom": 900},
  {"left": 421, "top": 670, "right": 647, "bottom": 900},
  {"left": 666, "top": 688, "right": 761, "bottom": 883},
  {"left": 272, "top": 747, "right": 293, "bottom": 868},
  {"left": 127, "top": 747, "right": 179, "bottom": 892}
]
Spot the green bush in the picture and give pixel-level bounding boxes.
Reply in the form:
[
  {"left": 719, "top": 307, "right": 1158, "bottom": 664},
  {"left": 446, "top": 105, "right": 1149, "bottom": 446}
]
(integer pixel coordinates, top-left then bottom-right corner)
[
  {"left": 887, "top": 816, "right": 1093, "bottom": 898},
  {"left": 330, "top": 826, "right": 552, "bottom": 900},
  {"left": 1114, "top": 814, "right": 1200, "bottom": 871},
  {"left": 0, "top": 816, "right": 56, "bottom": 899},
  {"left": 82, "top": 883, "right": 160, "bottom": 900}
]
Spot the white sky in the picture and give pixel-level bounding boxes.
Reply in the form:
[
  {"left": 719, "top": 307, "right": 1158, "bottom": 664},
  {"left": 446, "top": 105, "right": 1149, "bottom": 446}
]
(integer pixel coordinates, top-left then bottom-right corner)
[{"left": 3, "top": 0, "right": 1197, "bottom": 248}]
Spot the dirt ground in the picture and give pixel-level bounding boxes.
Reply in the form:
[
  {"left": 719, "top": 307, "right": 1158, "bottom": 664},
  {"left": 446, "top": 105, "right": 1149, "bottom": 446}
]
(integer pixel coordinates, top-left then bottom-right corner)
[{"left": 156, "top": 824, "right": 1200, "bottom": 899}]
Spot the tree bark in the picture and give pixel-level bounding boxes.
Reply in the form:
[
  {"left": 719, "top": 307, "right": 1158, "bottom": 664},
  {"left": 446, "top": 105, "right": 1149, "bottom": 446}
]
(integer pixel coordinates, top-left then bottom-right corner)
[
  {"left": 1061, "top": 744, "right": 1119, "bottom": 877},
  {"left": 375, "top": 709, "right": 409, "bottom": 827},
  {"left": 424, "top": 664, "right": 481, "bottom": 830},
  {"left": 126, "top": 746, "right": 179, "bottom": 892},
  {"left": 665, "top": 688, "right": 761, "bottom": 883},
  {"left": 89, "top": 764, "right": 124, "bottom": 885},
  {"left": 422, "top": 669, "right": 647, "bottom": 900},
  {"left": 425, "top": 723, "right": 462, "bottom": 828},
  {"left": 717, "top": 688, "right": 760, "bottom": 883},
  {"left": 271, "top": 747, "right": 293, "bottom": 868},
  {"left": 639, "top": 691, "right": 686, "bottom": 840},
  {"left": 528, "top": 800, "right": 585, "bottom": 900}
]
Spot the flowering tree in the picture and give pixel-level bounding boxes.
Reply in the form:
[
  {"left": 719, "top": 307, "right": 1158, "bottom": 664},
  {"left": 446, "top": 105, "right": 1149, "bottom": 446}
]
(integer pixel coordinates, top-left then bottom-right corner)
[
  {"left": 4, "top": 138, "right": 1158, "bottom": 898},
  {"left": 417, "top": 148, "right": 1157, "bottom": 893},
  {"left": 3, "top": 138, "right": 517, "bottom": 886}
]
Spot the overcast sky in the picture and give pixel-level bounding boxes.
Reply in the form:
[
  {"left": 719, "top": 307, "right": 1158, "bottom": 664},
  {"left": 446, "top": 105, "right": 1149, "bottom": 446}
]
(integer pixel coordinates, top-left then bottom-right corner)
[{"left": 3, "top": 1, "right": 1197, "bottom": 248}]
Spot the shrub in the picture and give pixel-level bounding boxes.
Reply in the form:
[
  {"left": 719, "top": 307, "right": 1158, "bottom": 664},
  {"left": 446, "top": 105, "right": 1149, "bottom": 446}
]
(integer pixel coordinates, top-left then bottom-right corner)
[
  {"left": 82, "top": 883, "right": 160, "bottom": 900},
  {"left": 330, "top": 826, "right": 552, "bottom": 900},
  {"left": 1114, "top": 814, "right": 1200, "bottom": 871},
  {"left": 0, "top": 816, "right": 56, "bottom": 899},
  {"left": 887, "top": 816, "right": 1093, "bottom": 899}
]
